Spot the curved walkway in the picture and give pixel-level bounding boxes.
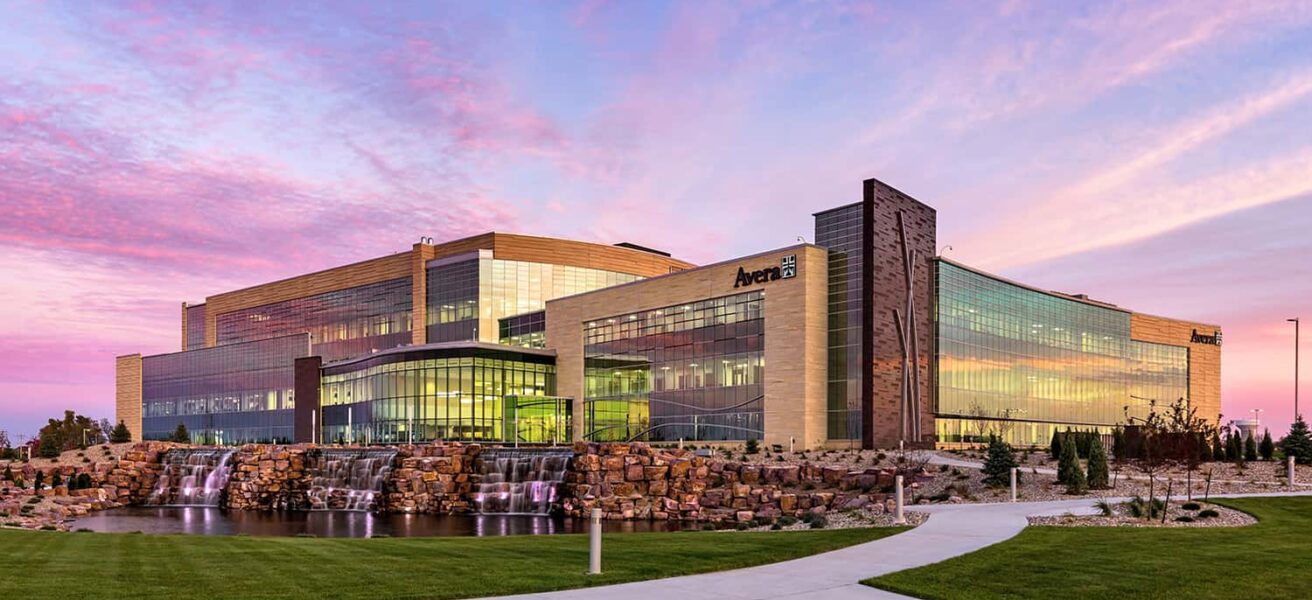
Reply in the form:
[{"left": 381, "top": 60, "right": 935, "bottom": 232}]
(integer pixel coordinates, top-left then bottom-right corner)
[{"left": 482, "top": 490, "right": 1312, "bottom": 600}]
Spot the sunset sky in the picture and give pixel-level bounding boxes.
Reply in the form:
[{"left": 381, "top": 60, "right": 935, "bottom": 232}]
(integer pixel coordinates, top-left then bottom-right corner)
[{"left": 1, "top": 1, "right": 1310, "bottom": 440}]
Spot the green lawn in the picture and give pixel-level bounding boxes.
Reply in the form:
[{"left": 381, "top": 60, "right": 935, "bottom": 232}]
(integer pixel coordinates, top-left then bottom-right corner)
[
  {"left": 865, "top": 496, "right": 1312, "bottom": 599},
  {"left": 0, "top": 526, "right": 901, "bottom": 600}
]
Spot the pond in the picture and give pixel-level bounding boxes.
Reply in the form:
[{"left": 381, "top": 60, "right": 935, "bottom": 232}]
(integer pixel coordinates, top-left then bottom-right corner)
[{"left": 71, "top": 507, "right": 687, "bottom": 538}]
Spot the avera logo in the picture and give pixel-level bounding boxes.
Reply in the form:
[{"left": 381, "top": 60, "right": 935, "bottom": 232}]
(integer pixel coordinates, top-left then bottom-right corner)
[
  {"left": 1190, "top": 329, "right": 1222, "bottom": 346},
  {"left": 781, "top": 255, "right": 796, "bottom": 279},
  {"left": 734, "top": 254, "right": 798, "bottom": 288}
]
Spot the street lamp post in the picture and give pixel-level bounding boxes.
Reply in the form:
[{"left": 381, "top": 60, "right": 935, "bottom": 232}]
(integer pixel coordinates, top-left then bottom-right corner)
[{"left": 1291, "top": 318, "right": 1301, "bottom": 420}]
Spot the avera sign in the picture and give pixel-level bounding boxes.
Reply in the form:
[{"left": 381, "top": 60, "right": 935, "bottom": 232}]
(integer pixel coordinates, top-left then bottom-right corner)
[
  {"left": 1190, "top": 329, "right": 1222, "bottom": 346},
  {"left": 734, "top": 255, "right": 796, "bottom": 288}
]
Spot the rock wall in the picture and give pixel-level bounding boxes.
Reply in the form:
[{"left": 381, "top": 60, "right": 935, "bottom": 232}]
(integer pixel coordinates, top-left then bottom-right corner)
[
  {"left": 385, "top": 443, "right": 480, "bottom": 514},
  {"left": 561, "top": 442, "right": 924, "bottom": 524},
  {"left": 226, "top": 445, "right": 310, "bottom": 510}
]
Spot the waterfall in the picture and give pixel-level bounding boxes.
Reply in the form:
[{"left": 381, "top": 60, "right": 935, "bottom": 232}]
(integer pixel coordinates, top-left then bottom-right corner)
[
  {"left": 473, "top": 448, "right": 571, "bottom": 515},
  {"left": 305, "top": 448, "right": 397, "bottom": 511},
  {"left": 147, "top": 448, "right": 237, "bottom": 507}
]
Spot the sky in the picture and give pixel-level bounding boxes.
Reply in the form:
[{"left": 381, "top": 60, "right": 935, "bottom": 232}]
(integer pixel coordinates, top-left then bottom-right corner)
[{"left": 1, "top": 0, "right": 1310, "bottom": 440}]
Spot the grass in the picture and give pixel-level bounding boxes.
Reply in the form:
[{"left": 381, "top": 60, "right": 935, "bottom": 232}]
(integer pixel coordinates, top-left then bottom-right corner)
[
  {"left": 864, "top": 496, "right": 1312, "bottom": 599},
  {"left": 0, "top": 526, "right": 902, "bottom": 600}
]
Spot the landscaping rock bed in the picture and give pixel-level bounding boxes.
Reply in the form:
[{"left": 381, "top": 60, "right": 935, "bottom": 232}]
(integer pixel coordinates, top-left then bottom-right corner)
[{"left": 1029, "top": 501, "right": 1255, "bottom": 528}]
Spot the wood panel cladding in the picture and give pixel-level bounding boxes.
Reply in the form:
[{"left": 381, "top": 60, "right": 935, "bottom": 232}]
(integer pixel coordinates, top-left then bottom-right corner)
[
  {"left": 201, "top": 233, "right": 695, "bottom": 348},
  {"left": 488, "top": 234, "right": 694, "bottom": 277},
  {"left": 1130, "top": 313, "right": 1223, "bottom": 425},
  {"left": 115, "top": 354, "right": 142, "bottom": 442}
]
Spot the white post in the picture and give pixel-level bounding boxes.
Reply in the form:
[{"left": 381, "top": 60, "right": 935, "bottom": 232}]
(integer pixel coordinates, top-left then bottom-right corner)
[
  {"left": 589, "top": 508, "right": 603, "bottom": 575},
  {"left": 311, "top": 411, "right": 317, "bottom": 445},
  {"left": 790, "top": 437, "right": 795, "bottom": 454},
  {"left": 894, "top": 475, "right": 906, "bottom": 525},
  {"left": 1010, "top": 467, "right": 1018, "bottom": 502},
  {"left": 679, "top": 438, "right": 684, "bottom": 450},
  {"left": 1289, "top": 455, "right": 1296, "bottom": 489}
]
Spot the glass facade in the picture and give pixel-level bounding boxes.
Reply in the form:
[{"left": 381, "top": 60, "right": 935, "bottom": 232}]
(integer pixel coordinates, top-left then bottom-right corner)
[
  {"left": 426, "top": 258, "right": 481, "bottom": 343},
  {"left": 319, "top": 349, "right": 559, "bottom": 444},
  {"left": 583, "top": 291, "right": 765, "bottom": 443},
  {"left": 499, "top": 310, "right": 546, "bottom": 349},
  {"left": 184, "top": 303, "right": 206, "bottom": 351},
  {"left": 427, "top": 254, "right": 641, "bottom": 343},
  {"left": 815, "top": 204, "right": 864, "bottom": 441},
  {"left": 935, "top": 261, "right": 1190, "bottom": 446},
  {"left": 216, "top": 278, "right": 412, "bottom": 363},
  {"left": 141, "top": 334, "right": 309, "bottom": 444}
]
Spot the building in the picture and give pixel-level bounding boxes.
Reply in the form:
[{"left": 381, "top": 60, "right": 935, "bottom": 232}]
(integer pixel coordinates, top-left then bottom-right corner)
[{"left": 116, "top": 178, "right": 1222, "bottom": 449}]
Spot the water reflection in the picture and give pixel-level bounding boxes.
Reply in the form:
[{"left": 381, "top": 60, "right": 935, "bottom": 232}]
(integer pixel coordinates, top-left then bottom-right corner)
[{"left": 72, "top": 507, "right": 687, "bottom": 538}]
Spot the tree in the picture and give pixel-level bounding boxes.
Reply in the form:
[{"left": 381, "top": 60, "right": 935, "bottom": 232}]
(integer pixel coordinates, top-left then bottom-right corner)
[
  {"left": 0, "top": 429, "right": 9, "bottom": 451},
  {"left": 38, "top": 433, "right": 60, "bottom": 458},
  {"left": 1057, "top": 433, "right": 1082, "bottom": 486},
  {"left": 110, "top": 421, "right": 132, "bottom": 444},
  {"left": 982, "top": 435, "right": 1020, "bottom": 488},
  {"left": 1281, "top": 415, "right": 1312, "bottom": 465},
  {"left": 1244, "top": 433, "right": 1258, "bottom": 462},
  {"left": 37, "top": 410, "right": 105, "bottom": 453},
  {"left": 170, "top": 423, "right": 190, "bottom": 444},
  {"left": 34, "top": 470, "right": 44, "bottom": 489},
  {"left": 48, "top": 472, "right": 62, "bottom": 488},
  {"left": 2, "top": 465, "right": 11, "bottom": 481},
  {"left": 1225, "top": 430, "right": 1240, "bottom": 461},
  {"left": 1086, "top": 437, "right": 1110, "bottom": 489},
  {"left": 1049, "top": 429, "right": 1063, "bottom": 460},
  {"left": 1112, "top": 427, "right": 1126, "bottom": 462},
  {"left": 1259, "top": 429, "right": 1275, "bottom": 461},
  {"left": 1211, "top": 432, "right": 1225, "bottom": 462}
]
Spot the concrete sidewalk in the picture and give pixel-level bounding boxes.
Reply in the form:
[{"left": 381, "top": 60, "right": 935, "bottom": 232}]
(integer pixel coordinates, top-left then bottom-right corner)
[{"left": 479, "top": 491, "right": 1312, "bottom": 600}]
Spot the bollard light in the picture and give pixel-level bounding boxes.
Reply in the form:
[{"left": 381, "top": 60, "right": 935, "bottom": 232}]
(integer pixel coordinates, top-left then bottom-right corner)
[
  {"left": 1289, "top": 455, "right": 1296, "bottom": 489},
  {"left": 1010, "top": 467, "right": 1017, "bottom": 502},
  {"left": 894, "top": 475, "right": 906, "bottom": 525},
  {"left": 589, "top": 508, "right": 602, "bottom": 575}
]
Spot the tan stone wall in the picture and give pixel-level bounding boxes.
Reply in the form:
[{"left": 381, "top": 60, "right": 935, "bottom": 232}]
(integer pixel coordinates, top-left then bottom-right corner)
[
  {"left": 1130, "top": 313, "right": 1223, "bottom": 424},
  {"left": 114, "top": 354, "right": 142, "bottom": 442},
  {"left": 546, "top": 245, "right": 829, "bottom": 449}
]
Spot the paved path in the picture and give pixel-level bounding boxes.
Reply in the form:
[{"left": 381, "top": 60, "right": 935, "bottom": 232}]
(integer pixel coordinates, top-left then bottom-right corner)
[{"left": 481, "top": 490, "right": 1312, "bottom": 600}]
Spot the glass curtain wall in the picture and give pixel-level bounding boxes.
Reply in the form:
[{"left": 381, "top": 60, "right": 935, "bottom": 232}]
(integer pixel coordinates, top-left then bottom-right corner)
[
  {"left": 583, "top": 291, "right": 765, "bottom": 443},
  {"left": 427, "top": 255, "right": 641, "bottom": 343},
  {"left": 935, "top": 261, "right": 1190, "bottom": 446},
  {"left": 815, "top": 204, "right": 864, "bottom": 441},
  {"left": 216, "top": 278, "right": 412, "bottom": 362},
  {"left": 184, "top": 303, "right": 206, "bottom": 351},
  {"left": 499, "top": 311, "right": 546, "bottom": 348},
  {"left": 141, "top": 334, "right": 309, "bottom": 444},
  {"left": 319, "top": 352, "right": 557, "bottom": 444}
]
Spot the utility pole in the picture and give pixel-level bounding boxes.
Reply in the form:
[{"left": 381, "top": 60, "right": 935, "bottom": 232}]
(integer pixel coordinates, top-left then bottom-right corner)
[{"left": 1291, "top": 318, "right": 1301, "bottom": 420}]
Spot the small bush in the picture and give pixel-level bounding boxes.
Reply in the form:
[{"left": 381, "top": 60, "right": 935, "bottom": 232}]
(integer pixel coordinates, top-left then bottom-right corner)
[
  {"left": 370, "top": 534, "right": 391, "bottom": 538},
  {"left": 294, "top": 533, "right": 317, "bottom": 538},
  {"left": 1174, "top": 516, "right": 1195, "bottom": 523},
  {"left": 701, "top": 523, "right": 716, "bottom": 531},
  {"left": 39, "top": 525, "right": 57, "bottom": 531},
  {"left": 778, "top": 516, "right": 798, "bottom": 526},
  {"left": 745, "top": 439, "right": 760, "bottom": 455},
  {"left": 1182, "top": 502, "right": 1201, "bottom": 511},
  {"left": 1094, "top": 500, "right": 1114, "bottom": 516},
  {"left": 735, "top": 522, "right": 750, "bottom": 531},
  {"left": 1198, "top": 509, "right": 1220, "bottom": 519},
  {"left": 75, "top": 528, "right": 93, "bottom": 533},
  {"left": 808, "top": 515, "right": 828, "bottom": 529},
  {"left": 770, "top": 523, "right": 782, "bottom": 530}
]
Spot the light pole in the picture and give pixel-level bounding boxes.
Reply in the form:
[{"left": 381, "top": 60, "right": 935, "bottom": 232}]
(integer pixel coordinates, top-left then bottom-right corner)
[
  {"left": 1290, "top": 318, "right": 1301, "bottom": 420},
  {"left": 1250, "top": 408, "right": 1263, "bottom": 429}
]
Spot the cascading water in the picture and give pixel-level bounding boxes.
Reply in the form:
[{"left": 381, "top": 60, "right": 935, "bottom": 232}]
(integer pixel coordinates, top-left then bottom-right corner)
[
  {"left": 147, "top": 448, "right": 237, "bottom": 507},
  {"left": 305, "top": 448, "right": 397, "bottom": 511},
  {"left": 473, "top": 448, "right": 571, "bottom": 515}
]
